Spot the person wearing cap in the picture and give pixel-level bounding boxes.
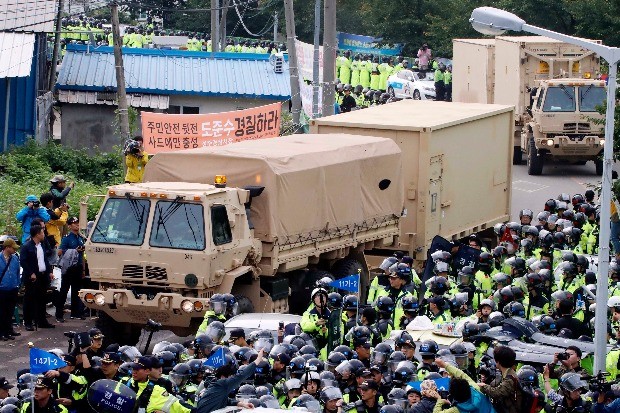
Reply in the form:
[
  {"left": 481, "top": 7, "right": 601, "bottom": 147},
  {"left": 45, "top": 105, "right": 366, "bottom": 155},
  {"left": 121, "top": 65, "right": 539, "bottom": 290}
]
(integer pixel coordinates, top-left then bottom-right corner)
[
  {"left": 0, "top": 376, "right": 14, "bottom": 400},
  {"left": 0, "top": 238, "right": 21, "bottom": 340},
  {"left": 344, "top": 379, "right": 382, "bottom": 413},
  {"left": 44, "top": 354, "right": 89, "bottom": 411},
  {"left": 148, "top": 356, "right": 174, "bottom": 394},
  {"left": 81, "top": 351, "right": 124, "bottom": 383},
  {"left": 55, "top": 217, "right": 86, "bottom": 322},
  {"left": 353, "top": 340, "right": 372, "bottom": 367},
  {"left": 16, "top": 195, "right": 50, "bottom": 244},
  {"left": 228, "top": 328, "right": 248, "bottom": 347},
  {"left": 21, "top": 376, "right": 68, "bottom": 413},
  {"left": 426, "top": 296, "right": 451, "bottom": 325},
  {"left": 85, "top": 328, "right": 105, "bottom": 360},
  {"left": 269, "top": 352, "right": 290, "bottom": 385},
  {"left": 20, "top": 225, "right": 55, "bottom": 330},
  {"left": 374, "top": 264, "right": 415, "bottom": 327},
  {"left": 49, "top": 175, "right": 75, "bottom": 209},
  {"left": 120, "top": 356, "right": 192, "bottom": 413},
  {"left": 39, "top": 192, "right": 68, "bottom": 265}
]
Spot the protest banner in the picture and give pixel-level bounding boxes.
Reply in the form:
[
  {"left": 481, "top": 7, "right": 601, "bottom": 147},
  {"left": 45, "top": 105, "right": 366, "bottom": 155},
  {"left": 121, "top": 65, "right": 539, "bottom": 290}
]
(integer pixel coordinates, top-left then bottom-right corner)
[
  {"left": 337, "top": 32, "right": 403, "bottom": 56},
  {"left": 141, "top": 103, "right": 281, "bottom": 154}
]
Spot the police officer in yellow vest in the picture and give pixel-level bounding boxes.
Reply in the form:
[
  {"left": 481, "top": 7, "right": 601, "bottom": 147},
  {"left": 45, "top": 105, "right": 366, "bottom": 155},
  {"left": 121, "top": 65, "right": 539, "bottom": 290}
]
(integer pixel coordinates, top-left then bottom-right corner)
[
  {"left": 434, "top": 62, "right": 446, "bottom": 101},
  {"left": 374, "top": 264, "right": 415, "bottom": 327},
  {"left": 44, "top": 354, "right": 88, "bottom": 411},
  {"left": 20, "top": 376, "right": 69, "bottom": 413},
  {"left": 301, "top": 288, "right": 331, "bottom": 350}
]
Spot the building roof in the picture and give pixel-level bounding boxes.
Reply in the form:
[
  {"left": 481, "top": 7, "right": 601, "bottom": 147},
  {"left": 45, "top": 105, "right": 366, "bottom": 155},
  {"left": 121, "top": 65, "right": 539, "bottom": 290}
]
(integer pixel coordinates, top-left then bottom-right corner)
[
  {"left": 0, "top": 32, "right": 35, "bottom": 78},
  {"left": 57, "top": 44, "right": 291, "bottom": 100},
  {"left": 0, "top": 0, "right": 57, "bottom": 32}
]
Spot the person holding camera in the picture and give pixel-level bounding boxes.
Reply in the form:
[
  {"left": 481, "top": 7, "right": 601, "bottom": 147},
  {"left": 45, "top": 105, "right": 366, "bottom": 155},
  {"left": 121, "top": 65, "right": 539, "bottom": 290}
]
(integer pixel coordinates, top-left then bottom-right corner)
[
  {"left": 20, "top": 225, "right": 55, "bottom": 330},
  {"left": 546, "top": 346, "right": 585, "bottom": 389},
  {"left": 41, "top": 192, "right": 68, "bottom": 265},
  {"left": 55, "top": 217, "right": 86, "bottom": 323},
  {"left": 16, "top": 194, "right": 50, "bottom": 244},
  {"left": 125, "top": 136, "right": 149, "bottom": 184},
  {"left": 417, "top": 43, "right": 432, "bottom": 72}
]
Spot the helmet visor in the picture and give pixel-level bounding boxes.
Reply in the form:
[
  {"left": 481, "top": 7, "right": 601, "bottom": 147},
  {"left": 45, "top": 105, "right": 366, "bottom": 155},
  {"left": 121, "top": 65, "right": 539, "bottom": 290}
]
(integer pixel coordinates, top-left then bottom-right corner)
[
  {"left": 254, "top": 337, "right": 274, "bottom": 354},
  {"left": 212, "top": 301, "right": 227, "bottom": 315},
  {"left": 205, "top": 325, "right": 225, "bottom": 342}
]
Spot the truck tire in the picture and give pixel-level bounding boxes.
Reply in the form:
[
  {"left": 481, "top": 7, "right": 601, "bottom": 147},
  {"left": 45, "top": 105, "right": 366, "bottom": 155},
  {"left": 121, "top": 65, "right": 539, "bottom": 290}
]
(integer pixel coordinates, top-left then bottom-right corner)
[
  {"left": 595, "top": 159, "right": 604, "bottom": 175},
  {"left": 527, "top": 138, "right": 543, "bottom": 175},
  {"left": 331, "top": 258, "right": 363, "bottom": 280},
  {"left": 513, "top": 146, "right": 522, "bottom": 165},
  {"left": 96, "top": 311, "right": 142, "bottom": 346},
  {"left": 234, "top": 295, "right": 255, "bottom": 314}
]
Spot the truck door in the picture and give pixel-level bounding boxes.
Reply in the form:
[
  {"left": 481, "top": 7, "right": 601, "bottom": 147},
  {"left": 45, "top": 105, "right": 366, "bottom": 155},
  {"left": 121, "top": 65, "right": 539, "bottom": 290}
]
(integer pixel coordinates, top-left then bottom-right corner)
[
  {"left": 427, "top": 155, "right": 443, "bottom": 239},
  {"left": 209, "top": 204, "right": 238, "bottom": 278}
]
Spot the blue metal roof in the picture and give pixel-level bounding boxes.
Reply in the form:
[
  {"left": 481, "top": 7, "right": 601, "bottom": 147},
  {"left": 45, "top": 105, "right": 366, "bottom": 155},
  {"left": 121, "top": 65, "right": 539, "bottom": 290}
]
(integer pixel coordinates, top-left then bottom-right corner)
[{"left": 56, "top": 44, "right": 291, "bottom": 100}]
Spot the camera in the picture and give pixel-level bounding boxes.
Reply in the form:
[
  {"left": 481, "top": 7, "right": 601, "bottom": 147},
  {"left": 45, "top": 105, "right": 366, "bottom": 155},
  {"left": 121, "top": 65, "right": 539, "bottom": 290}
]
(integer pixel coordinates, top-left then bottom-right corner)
[
  {"left": 67, "top": 331, "right": 91, "bottom": 349},
  {"left": 587, "top": 372, "right": 617, "bottom": 393},
  {"left": 557, "top": 352, "right": 570, "bottom": 361},
  {"left": 123, "top": 139, "right": 141, "bottom": 156}
]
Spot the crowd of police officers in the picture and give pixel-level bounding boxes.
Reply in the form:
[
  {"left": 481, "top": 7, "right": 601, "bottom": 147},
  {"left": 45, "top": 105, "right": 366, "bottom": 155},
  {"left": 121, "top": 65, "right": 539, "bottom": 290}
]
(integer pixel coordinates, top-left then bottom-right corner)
[{"left": 3, "top": 190, "right": 620, "bottom": 412}]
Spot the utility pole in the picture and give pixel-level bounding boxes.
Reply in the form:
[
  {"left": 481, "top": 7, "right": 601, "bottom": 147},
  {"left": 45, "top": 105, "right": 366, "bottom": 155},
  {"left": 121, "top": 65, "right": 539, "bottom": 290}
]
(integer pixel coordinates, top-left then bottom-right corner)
[
  {"left": 283, "top": 0, "right": 302, "bottom": 132},
  {"left": 311, "top": 0, "right": 321, "bottom": 118},
  {"left": 273, "top": 12, "right": 278, "bottom": 42},
  {"left": 210, "top": 0, "right": 220, "bottom": 52},
  {"left": 322, "top": 0, "right": 336, "bottom": 116},
  {"left": 111, "top": 1, "right": 130, "bottom": 141},
  {"left": 49, "top": 0, "right": 64, "bottom": 92},
  {"left": 219, "top": 0, "right": 230, "bottom": 51}
]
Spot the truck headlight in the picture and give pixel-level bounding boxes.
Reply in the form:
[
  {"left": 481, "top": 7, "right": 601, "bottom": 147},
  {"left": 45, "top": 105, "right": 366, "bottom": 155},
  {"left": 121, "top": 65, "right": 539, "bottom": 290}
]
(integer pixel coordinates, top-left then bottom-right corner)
[
  {"left": 94, "top": 293, "right": 106, "bottom": 306},
  {"left": 181, "top": 300, "right": 194, "bottom": 313},
  {"left": 546, "top": 139, "right": 554, "bottom": 146}
]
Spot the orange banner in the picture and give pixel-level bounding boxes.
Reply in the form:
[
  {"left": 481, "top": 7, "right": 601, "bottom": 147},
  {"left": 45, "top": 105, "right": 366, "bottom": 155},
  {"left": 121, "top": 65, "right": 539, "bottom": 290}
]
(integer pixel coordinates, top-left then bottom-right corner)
[{"left": 141, "top": 103, "right": 281, "bottom": 154}]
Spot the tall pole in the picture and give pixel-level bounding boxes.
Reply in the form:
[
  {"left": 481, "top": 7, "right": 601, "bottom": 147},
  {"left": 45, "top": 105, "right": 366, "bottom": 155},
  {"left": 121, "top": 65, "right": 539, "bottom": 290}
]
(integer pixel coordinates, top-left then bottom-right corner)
[
  {"left": 49, "top": 0, "right": 64, "bottom": 92},
  {"left": 322, "top": 0, "right": 336, "bottom": 116},
  {"left": 273, "top": 12, "right": 278, "bottom": 42},
  {"left": 594, "top": 58, "right": 619, "bottom": 374},
  {"left": 211, "top": 0, "right": 220, "bottom": 52},
  {"left": 311, "top": 0, "right": 321, "bottom": 118},
  {"left": 219, "top": 0, "right": 230, "bottom": 51},
  {"left": 111, "top": 1, "right": 130, "bottom": 141},
  {"left": 283, "top": 0, "right": 302, "bottom": 131}
]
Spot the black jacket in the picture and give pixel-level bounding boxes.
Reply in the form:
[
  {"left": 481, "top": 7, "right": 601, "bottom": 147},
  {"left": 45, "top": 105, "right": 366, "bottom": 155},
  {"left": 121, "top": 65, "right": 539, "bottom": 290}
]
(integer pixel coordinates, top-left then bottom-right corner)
[
  {"left": 196, "top": 362, "right": 257, "bottom": 413},
  {"left": 20, "top": 239, "right": 51, "bottom": 280}
]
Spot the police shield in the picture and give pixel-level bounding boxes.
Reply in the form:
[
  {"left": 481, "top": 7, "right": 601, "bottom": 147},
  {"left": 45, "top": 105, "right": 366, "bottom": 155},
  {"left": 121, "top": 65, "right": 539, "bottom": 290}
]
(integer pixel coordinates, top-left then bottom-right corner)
[
  {"left": 88, "top": 379, "right": 137, "bottom": 413},
  {"left": 327, "top": 308, "right": 342, "bottom": 354}
]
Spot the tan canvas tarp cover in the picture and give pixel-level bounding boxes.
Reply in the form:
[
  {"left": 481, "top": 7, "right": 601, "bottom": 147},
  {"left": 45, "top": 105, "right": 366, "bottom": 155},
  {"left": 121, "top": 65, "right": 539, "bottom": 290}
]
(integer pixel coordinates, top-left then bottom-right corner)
[{"left": 144, "top": 134, "right": 403, "bottom": 243}]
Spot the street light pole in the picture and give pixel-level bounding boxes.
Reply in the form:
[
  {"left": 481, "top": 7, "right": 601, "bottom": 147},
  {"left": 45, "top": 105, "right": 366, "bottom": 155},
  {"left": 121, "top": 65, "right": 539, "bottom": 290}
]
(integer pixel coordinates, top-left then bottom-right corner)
[{"left": 470, "top": 6, "right": 620, "bottom": 374}]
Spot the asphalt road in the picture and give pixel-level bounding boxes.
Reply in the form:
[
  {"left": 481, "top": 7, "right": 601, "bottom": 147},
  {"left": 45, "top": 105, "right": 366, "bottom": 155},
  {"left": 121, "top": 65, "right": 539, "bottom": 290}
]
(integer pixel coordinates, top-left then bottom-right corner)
[{"left": 0, "top": 159, "right": 608, "bottom": 391}]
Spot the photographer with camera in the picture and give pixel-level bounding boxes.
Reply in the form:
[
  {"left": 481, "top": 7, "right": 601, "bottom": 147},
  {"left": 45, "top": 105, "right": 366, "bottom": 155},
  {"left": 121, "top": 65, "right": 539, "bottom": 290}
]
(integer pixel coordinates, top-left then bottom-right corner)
[
  {"left": 49, "top": 175, "right": 75, "bottom": 209},
  {"left": 547, "top": 346, "right": 585, "bottom": 384},
  {"left": 16, "top": 195, "right": 50, "bottom": 244},
  {"left": 124, "top": 136, "right": 149, "bottom": 184}
]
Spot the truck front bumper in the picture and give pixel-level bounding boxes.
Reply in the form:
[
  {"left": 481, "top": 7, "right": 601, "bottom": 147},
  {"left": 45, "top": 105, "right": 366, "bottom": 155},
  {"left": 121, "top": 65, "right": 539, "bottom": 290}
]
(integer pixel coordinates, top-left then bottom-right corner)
[
  {"left": 537, "top": 135, "right": 603, "bottom": 157},
  {"left": 79, "top": 288, "right": 208, "bottom": 327}
]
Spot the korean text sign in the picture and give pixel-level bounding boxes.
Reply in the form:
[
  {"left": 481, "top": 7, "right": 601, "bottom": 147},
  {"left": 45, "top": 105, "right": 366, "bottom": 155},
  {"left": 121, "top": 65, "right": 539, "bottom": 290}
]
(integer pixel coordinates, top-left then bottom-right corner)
[{"left": 142, "top": 103, "right": 282, "bottom": 154}]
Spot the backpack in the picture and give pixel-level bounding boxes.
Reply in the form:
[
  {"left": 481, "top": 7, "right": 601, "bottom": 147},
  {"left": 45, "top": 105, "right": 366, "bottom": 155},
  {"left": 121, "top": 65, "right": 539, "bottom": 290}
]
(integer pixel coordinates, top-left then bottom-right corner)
[{"left": 508, "top": 376, "right": 546, "bottom": 413}]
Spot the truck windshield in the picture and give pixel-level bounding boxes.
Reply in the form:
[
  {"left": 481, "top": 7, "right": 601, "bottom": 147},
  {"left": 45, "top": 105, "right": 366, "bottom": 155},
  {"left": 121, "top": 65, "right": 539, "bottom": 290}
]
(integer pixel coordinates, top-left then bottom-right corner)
[
  {"left": 542, "top": 86, "right": 576, "bottom": 112},
  {"left": 91, "top": 198, "right": 150, "bottom": 245},
  {"left": 578, "top": 85, "right": 606, "bottom": 112},
  {"left": 150, "top": 201, "right": 205, "bottom": 250}
]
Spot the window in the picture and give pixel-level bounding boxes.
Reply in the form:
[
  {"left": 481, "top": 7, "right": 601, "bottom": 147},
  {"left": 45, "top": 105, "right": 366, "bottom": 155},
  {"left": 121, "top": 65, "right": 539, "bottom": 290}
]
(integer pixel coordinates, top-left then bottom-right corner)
[
  {"left": 91, "top": 198, "right": 150, "bottom": 245},
  {"left": 578, "top": 85, "right": 606, "bottom": 112},
  {"left": 182, "top": 106, "right": 200, "bottom": 114},
  {"left": 542, "top": 86, "right": 576, "bottom": 112},
  {"left": 211, "top": 205, "right": 232, "bottom": 246},
  {"left": 150, "top": 201, "right": 205, "bottom": 250},
  {"left": 167, "top": 105, "right": 181, "bottom": 114}
]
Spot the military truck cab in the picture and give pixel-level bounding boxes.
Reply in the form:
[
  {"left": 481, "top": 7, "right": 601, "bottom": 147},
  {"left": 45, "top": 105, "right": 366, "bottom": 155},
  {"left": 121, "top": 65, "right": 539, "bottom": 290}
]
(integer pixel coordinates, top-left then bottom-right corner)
[{"left": 525, "top": 79, "right": 606, "bottom": 175}]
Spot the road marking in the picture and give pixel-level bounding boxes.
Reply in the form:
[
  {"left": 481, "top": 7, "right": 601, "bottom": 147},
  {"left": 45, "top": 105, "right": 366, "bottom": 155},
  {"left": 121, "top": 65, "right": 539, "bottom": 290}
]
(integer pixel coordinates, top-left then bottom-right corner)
[
  {"left": 571, "top": 177, "right": 589, "bottom": 188},
  {"left": 512, "top": 180, "right": 550, "bottom": 193}
]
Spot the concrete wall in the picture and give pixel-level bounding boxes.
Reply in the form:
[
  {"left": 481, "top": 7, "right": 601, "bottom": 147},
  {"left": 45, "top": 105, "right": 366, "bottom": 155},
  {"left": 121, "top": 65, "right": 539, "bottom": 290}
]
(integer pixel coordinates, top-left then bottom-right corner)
[{"left": 60, "top": 96, "right": 286, "bottom": 153}]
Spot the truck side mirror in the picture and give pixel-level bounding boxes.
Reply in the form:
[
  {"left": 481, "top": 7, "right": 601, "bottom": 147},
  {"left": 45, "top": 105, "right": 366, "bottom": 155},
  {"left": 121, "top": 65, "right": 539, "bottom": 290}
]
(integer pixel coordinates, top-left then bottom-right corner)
[{"left": 242, "top": 186, "right": 265, "bottom": 229}]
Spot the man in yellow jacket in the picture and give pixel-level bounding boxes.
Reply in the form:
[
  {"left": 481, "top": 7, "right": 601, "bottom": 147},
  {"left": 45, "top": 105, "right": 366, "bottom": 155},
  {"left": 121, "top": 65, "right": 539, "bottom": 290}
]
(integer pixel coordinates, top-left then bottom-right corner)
[{"left": 125, "top": 136, "right": 149, "bottom": 183}]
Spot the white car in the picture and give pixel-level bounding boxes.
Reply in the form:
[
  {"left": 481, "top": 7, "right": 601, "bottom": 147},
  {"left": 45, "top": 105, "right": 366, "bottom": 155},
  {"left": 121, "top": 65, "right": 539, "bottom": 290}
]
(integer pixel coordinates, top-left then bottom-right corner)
[
  {"left": 223, "top": 312, "right": 301, "bottom": 341},
  {"left": 387, "top": 69, "right": 436, "bottom": 100}
]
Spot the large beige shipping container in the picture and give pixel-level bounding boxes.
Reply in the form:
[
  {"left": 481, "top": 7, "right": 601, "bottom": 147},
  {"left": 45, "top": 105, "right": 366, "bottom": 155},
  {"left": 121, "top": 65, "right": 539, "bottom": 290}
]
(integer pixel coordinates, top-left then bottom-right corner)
[
  {"left": 452, "top": 38, "right": 495, "bottom": 104},
  {"left": 310, "top": 100, "right": 514, "bottom": 259}
]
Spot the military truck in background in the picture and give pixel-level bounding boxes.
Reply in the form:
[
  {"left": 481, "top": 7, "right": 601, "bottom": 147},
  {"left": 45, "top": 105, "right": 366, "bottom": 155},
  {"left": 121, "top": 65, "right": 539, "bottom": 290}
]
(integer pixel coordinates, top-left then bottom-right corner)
[
  {"left": 453, "top": 36, "right": 606, "bottom": 175},
  {"left": 78, "top": 134, "right": 403, "bottom": 340},
  {"left": 311, "top": 99, "right": 514, "bottom": 264}
]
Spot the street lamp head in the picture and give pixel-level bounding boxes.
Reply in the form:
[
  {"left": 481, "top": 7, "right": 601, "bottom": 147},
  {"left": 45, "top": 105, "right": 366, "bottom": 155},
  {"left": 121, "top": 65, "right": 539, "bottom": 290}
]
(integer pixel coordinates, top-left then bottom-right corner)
[{"left": 469, "top": 7, "right": 525, "bottom": 36}]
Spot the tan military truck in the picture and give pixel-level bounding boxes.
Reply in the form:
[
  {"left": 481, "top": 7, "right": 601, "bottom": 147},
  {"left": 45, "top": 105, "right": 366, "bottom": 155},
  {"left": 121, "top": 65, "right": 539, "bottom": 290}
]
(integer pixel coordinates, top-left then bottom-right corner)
[
  {"left": 453, "top": 36, "right": 606, "bottom": 175},
  {"left": 78, "top": 134, "right": 403, "bottom": 340},
  {"left": 310, "top": 100, "right": 514, "bottom": 263}
]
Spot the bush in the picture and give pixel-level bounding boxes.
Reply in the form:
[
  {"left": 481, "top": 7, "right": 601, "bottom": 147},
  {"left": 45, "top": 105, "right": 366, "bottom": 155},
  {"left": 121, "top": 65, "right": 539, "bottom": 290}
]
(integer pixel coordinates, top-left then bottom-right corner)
[{"left": 0, "top": 140, "right": 123, "bottom": 238}]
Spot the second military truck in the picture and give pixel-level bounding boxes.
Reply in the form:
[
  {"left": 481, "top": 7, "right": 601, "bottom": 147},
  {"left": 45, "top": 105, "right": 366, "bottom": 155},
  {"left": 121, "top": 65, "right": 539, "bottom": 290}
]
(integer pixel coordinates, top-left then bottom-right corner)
[
  {"left": 453, "top": 36, "right": 606, "bottom": 175},
  {"left": 79, "top": 134, "right": 403, "bottom": 339}
]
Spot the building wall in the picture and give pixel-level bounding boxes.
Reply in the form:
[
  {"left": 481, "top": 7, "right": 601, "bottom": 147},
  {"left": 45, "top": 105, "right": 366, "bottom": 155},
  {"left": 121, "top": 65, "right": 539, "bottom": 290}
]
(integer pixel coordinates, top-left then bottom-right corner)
[{"left": 60, "top": 96, "right": 285, "bottom": 153}]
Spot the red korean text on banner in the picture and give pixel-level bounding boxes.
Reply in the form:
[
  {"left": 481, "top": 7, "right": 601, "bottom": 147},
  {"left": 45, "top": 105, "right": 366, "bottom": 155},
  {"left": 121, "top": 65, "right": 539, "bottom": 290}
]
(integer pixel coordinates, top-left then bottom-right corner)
[{"left": 142, "top": 103, "right": 282, "bottom": 154}]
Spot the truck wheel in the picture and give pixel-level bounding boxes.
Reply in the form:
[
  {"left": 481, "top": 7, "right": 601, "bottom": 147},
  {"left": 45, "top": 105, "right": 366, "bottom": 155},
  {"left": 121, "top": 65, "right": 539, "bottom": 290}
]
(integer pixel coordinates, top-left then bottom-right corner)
[
  {"left": 527, "top": 138, "right": 543, "bottom": 175},
  {"left": 234, "top": 295, "right": 255, "bottom": 314},
  {"left": 512, "top": 146, "right": 522, "bottom": 165},
  {"left": 595, "top": 159, "right": 604, "bottom": 175},
  {"left": 331, "top": 258, "right": 363, "bottom": 280},
  {"left": 96, "top": 312, "right": 143, "bottom": 346}
]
